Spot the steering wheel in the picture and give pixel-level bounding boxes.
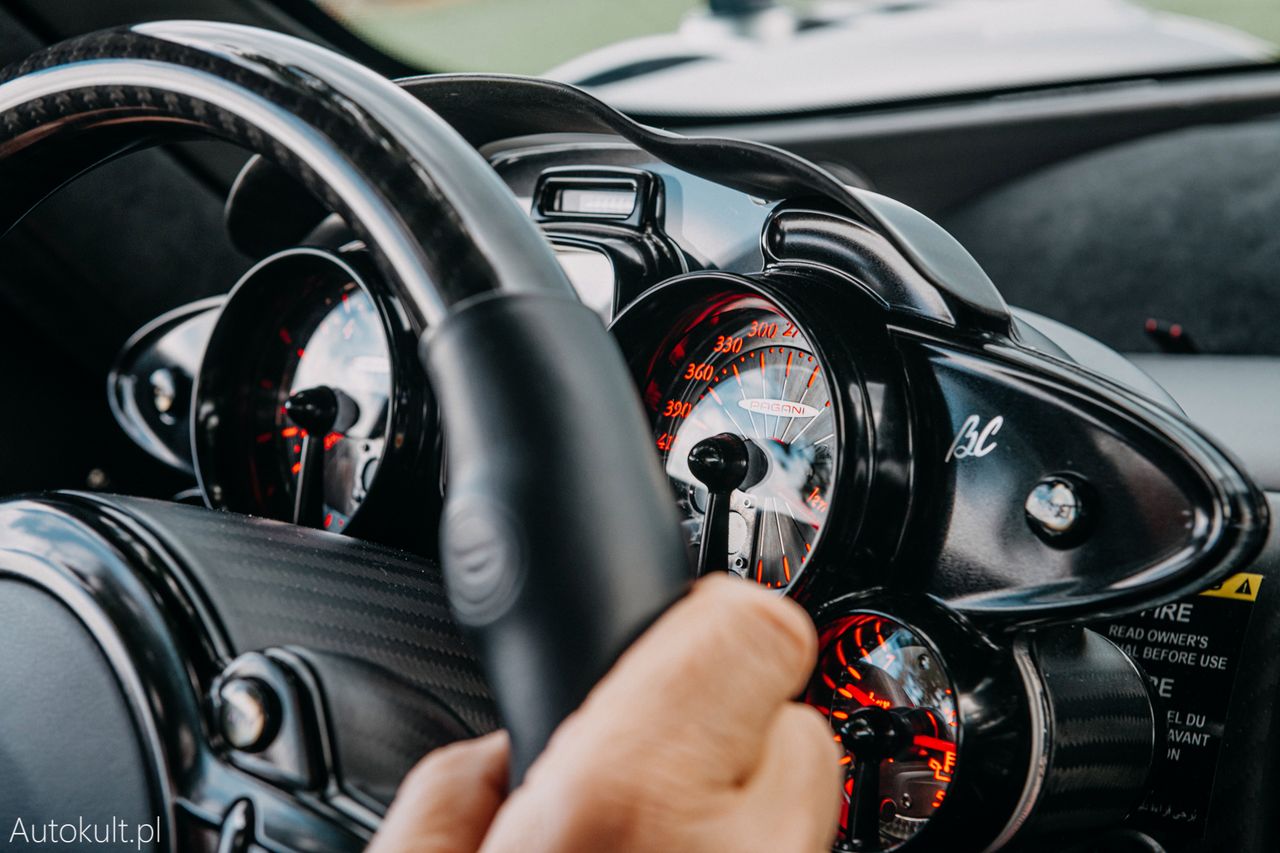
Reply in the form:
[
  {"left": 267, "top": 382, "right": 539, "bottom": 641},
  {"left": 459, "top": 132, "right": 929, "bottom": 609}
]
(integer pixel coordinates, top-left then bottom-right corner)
[
  {"left": 0, "top": 20, "right": 1268, "bottom": 853},
  {"left": 0, "top": 16, "right": 685, "bottom": 828}
]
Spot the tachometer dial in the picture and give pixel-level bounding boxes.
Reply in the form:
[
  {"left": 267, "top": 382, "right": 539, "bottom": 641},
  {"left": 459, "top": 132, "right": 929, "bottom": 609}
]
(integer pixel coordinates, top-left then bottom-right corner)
[
  {"left": 268, "top": 283, "right": 390, "bottom": 531},
  {"left": 195, "top": 247, "right": 437, "bottom": 545},
  {"left": 806, "top": 614, "right": 958, "bottom": 851},
  {"left": 650, "top": 300, "right": 836, "bottom": 588}
]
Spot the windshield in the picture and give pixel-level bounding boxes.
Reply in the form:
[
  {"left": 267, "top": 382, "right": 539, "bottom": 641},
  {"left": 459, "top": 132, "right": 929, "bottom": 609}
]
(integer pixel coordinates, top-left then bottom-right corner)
[{"left": 317, "top": 0, "right": 1280, "bottom": 115}]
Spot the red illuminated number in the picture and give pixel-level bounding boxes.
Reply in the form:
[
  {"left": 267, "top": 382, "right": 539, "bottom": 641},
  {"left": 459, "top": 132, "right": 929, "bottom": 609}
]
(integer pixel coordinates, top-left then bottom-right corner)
[
  {"left": 663, "top": 400, "right": 693, "bottom": 418},
  {"left": 684, "top": 363, "right": 715, "bottom": 381},
  {"left": 748, "top": 321, "right": 778, "bottom": 339},
  {"left": 656, "top": 432, "right": 675, "bottom": 452},
  {"left": 807, "top": 487, "right": 829, "bottom": 513},
  {"left": 782, "top": 322, "right": 799, "bottom": 338},
  {"left": 713, "top": 335, "right": 743, "bottom": 354}
]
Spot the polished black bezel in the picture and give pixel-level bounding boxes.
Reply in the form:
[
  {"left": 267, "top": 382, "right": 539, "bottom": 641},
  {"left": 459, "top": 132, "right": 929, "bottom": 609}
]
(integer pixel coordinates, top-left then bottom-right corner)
[
  {"left": 810, "top": 593, "right": 1033, "bottom": 853},
  {"left": 108, "top": 296, "right": 223, "bottom": 476},
  {"left": 611, "top": 270, "right": 909, "bottom": 601},
  {"left": 192, "top": 247, "right": 438, "bottom": 547}
]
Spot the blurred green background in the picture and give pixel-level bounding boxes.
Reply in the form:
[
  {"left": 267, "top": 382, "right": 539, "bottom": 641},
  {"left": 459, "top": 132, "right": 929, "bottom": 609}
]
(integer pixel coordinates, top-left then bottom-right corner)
[{"left": 319, "top": 0, "right": 1280, "bottom": 75}]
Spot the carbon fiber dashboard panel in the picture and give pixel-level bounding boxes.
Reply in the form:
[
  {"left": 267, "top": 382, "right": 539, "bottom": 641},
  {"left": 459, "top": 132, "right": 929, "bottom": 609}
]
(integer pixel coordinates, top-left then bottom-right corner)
[{"left": 67, "top": 492, "right": 498, "bottom": 737}]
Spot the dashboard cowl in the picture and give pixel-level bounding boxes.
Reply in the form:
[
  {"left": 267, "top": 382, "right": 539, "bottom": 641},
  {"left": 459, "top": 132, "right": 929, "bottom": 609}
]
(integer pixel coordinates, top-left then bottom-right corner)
[
  {"left": 899, "top": 339, "right": 1269, "bottom": 626},
  {"left": 226, "top": 73, "right": 1012, "bottom": 335}
]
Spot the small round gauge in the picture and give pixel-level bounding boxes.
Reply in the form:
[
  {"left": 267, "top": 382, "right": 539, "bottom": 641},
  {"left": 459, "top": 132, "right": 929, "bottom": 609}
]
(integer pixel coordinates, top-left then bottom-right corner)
[
  {"left": 644, "top": 294, "right": 837, "bottom": 588},
  {"left": 805, "top": 614, "right": 959, "bottom": 851},
  {"left": 267, "top": 283, "right": 390, "bottom": 531},
  {"left": 194, "top": 248, "right": 435, "bottom": 542}
]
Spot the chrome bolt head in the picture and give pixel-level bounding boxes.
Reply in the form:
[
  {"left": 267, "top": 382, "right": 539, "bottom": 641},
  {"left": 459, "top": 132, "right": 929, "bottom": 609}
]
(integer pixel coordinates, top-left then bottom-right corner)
[
  {"left": 218, "top": 677, "right": 277, "bottom": 752},
  {"left": 149, "top": 368, "right": 177, "bottom": 415},
  {"left": 1025, "top": 477, "right": 1088, "bottom": 543}
]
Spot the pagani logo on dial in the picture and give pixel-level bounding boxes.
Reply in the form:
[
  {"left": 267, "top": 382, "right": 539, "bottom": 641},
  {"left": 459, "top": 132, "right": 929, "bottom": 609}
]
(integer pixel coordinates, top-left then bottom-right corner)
[{"left": 737, "top": 398, "right": 819, "bottom": 419}]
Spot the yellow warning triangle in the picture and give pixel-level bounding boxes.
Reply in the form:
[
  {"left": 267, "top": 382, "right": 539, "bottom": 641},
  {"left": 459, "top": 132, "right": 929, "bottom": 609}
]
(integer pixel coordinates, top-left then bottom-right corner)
[{"left": 1200, "top": 572, "right": 1262, "bottom": 602}]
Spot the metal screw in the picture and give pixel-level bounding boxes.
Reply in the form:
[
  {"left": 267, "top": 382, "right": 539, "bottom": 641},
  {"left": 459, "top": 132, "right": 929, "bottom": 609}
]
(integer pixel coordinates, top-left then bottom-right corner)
[
  {"left": 149, "top": 368, "right": 176, "bottom": 415},
  {"left": 218, "top": 677, "right": 277, "bottom": 752},
  {"left": 1025, "top": 477, "right": 1086, "bottom": 540}
]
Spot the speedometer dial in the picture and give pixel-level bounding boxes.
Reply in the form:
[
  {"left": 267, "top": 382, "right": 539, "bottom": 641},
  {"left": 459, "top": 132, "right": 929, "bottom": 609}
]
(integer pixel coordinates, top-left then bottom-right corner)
[
  {"left": 649, "top": 298, "right": 837, "bottom": 588},
  {"left": 614, "top": 271, "right": 888, "bottom": 594}
]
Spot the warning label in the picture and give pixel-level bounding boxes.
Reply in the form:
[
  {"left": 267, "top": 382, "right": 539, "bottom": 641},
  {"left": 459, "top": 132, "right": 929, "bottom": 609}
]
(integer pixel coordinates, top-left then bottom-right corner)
[
  {"left": 1097, "top": 572, "right": 1261, "bottom": 844},
  {"left": 1198, "top": 572, "right": 1263, "bottom": 602}
]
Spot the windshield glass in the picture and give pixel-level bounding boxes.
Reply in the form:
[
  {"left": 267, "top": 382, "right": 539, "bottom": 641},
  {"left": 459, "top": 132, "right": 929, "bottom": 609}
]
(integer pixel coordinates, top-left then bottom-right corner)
[
  {"left": 321, "top": 0, "right": 705, "bottom": 75},
  {"left": 317, "top": 0, "right": 1280, "bottom": 115}
]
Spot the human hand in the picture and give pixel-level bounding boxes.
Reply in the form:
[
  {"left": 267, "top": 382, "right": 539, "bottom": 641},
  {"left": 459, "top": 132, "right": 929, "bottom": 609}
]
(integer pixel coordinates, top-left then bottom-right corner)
[{"left": 370, "top": 575, "right": 842, "bottom": 851}]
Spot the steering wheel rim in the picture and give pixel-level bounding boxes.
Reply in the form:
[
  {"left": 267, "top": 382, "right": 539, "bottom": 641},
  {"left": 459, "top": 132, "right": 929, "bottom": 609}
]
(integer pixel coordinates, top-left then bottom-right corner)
[{"left": 0, "top": 20, "right": 689, "bottom": 781}]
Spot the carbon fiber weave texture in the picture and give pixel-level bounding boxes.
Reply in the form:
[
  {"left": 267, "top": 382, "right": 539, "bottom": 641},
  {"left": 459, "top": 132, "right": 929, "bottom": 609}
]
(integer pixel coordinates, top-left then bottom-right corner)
[
  {"left": 0, "top": 26, "right": 495, "bottom": 321},
  {"left": 99, "top": 494, "right": 499, "bottom": 736}
]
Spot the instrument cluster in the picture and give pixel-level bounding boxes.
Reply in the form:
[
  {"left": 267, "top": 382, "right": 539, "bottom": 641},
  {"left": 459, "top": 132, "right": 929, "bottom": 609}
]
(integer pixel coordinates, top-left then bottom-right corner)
[
  {"left": 189, "top": 248, "right": 438, "bottom": 548},
  {"left": 214, "top": 255, "right": 387, "bottom": 528},
  {"left": 104, "top": 165, "right": 979, "bottom": 849},
  {"left": 107, "top": 149, "right": 1267, "bottom": 853},
  {"left": 804, "top": 613, "right": 959, "bottom": 850}
]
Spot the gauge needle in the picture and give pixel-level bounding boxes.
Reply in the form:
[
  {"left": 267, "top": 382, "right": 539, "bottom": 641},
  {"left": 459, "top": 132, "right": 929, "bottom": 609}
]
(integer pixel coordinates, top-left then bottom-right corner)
[
  {"left": 839, "top": 706, "right": 910, "bottom": 850},
  {"left": 847, "top": 753, "right": 881, "bottom": 849},
  {"left": 687, "top": 433, "right": 750, "bottom": 576},
  {"left": 284, "top": 386, "right": 360, "bottom": 528},
  {"left": 292, "top": 433, "right": 325, "bottom": 527}
]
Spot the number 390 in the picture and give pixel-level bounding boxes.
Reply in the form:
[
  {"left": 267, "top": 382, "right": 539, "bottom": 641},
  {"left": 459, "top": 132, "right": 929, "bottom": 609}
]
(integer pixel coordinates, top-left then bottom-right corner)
[{"left": 663, "top": 400, "right": 693, "bottom": 418}]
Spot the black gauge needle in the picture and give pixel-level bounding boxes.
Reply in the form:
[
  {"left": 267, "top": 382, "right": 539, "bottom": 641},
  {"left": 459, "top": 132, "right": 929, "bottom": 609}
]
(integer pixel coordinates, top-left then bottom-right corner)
[
  {"left": 292, "top": 433, "right": 325, "bottom": 526},
  {"left": 285, "top": 385, "right": 360, "bottom": 434},
  {"left": 284, "top": 386, "right": 360, "bottom": 528},
  {"left": 687, "top": 433, "right": 750, "bottom": 576},
  {"left": 847, "top": 750, "right": 882, "bottom": 850},
  {"left": 839, "top": 707, "right": 909, "bottom": 851}
]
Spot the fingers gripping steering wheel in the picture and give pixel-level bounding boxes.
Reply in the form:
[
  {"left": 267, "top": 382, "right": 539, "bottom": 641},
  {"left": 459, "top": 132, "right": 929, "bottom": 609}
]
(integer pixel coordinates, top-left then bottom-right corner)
[{"left": 0, "top": 22, "right": 689, "bottom": 780}]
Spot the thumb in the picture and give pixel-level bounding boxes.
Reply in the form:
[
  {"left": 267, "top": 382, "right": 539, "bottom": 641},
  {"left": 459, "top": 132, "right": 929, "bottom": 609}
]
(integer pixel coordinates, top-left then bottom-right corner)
[
  {"left": 731, "top": 703, "right": 843, "bottom": 851},
  {"left": 369, "top": 731, "right": 510, "bottom": 853}
]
